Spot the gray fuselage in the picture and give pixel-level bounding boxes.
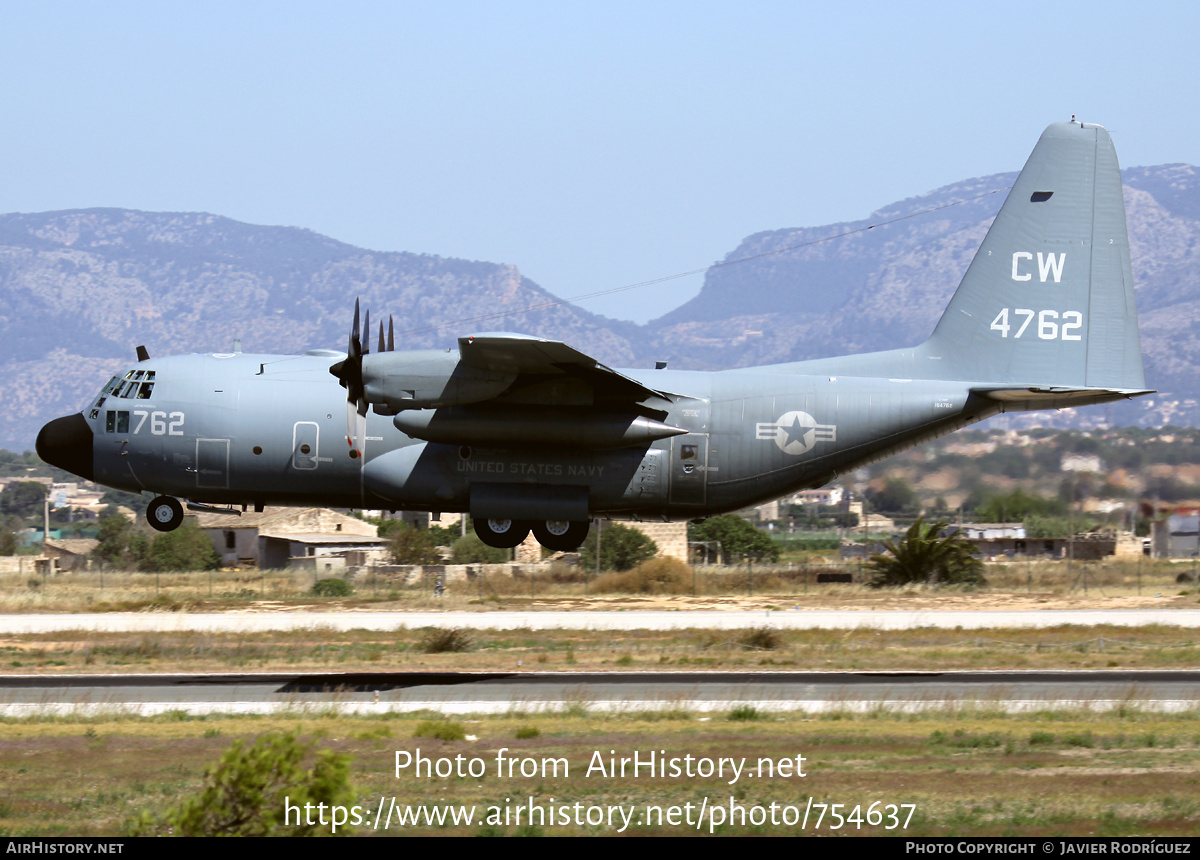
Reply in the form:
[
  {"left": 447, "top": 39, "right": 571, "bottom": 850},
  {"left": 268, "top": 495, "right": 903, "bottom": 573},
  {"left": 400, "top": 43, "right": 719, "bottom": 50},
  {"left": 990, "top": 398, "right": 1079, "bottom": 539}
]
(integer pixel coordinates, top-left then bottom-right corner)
[{"left": 84, "top": 349, "right": 991, "bottom": 520}]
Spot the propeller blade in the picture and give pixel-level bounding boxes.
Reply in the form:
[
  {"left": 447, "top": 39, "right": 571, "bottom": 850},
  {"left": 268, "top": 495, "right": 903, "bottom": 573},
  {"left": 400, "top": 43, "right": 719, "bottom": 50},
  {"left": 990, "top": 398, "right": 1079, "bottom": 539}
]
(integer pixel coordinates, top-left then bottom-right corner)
[
  {"left": 354, "top": 410, "right": 367, "bottom": 458},
  {"left": 331, "top": 298, "right": 373, "bottom": 460},
  {"left": 378, "top": 320, "right": 385, "bottom": 353},
  {"left": 388, "top": 316, "right": 394, "bottom": 351}
]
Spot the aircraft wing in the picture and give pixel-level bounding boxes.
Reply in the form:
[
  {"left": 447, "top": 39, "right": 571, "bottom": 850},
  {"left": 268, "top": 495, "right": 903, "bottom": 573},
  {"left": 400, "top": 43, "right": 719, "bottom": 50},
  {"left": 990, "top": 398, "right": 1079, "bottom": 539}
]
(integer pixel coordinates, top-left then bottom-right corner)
[{"left": 458, "top": 333, "right": 674, "bottom": 403}]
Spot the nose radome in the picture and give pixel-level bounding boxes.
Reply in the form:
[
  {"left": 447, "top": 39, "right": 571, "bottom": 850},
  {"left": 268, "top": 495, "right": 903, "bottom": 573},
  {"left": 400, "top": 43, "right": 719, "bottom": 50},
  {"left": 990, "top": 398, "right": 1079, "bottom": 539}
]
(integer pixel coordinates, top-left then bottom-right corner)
[{"left": 36, "top": 414, "right": 94, "bottom": 481}]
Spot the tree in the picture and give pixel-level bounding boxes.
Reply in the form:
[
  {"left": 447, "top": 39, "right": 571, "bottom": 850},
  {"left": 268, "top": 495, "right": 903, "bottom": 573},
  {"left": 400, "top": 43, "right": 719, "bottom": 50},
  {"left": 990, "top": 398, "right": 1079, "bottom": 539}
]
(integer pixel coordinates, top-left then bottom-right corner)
[
  {"left": 580, "top": 523, "right": 657, "bottom": 572},
  {"left": 974, "top": 489, "right": 1066, "bottom": 523},
  {"left": 867, "top": 517, "right": 984, "bottom": 588},
  {"left": 688, "top": 515, "right": 780, "bottom": 564},
  {"left": 0, "top": 481, "right": 47, "bottom": 519},
  {"left": 450, "top": 533, "right": 511, "bottom": 564},
  {"left": 865, "top": 477, "right": 920, "bottom": 515},
  {"left": 128, "top": 731, "right": 354, "bottom": 836},
  {"left": 141, "top": 520, "right": 220, "bottom": 571},
  {"left": 93, "top": 512, "right": 147, "bottom": 569},
  {"left": 0, "top": 531, "right": 15, "bottom": 556},
  {"left": 387, "top": 523, "right": 442, "bottom": 564}
]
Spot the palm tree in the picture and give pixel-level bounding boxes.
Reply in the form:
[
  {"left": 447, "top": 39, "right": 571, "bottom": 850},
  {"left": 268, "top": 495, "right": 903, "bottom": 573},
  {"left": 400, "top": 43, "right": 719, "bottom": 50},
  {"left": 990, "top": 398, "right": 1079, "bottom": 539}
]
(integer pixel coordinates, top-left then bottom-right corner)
[{"left": 867, "top": 517, "right": 984, "bottom": 588}]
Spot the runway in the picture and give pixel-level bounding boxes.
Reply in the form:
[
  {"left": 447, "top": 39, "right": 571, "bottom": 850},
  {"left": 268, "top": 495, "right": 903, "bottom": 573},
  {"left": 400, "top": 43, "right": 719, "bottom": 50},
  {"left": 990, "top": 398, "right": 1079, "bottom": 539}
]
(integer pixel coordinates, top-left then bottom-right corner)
[
  {"left": 1, "top": 608, "right": 1199, "bottom": 634},
  {"left": 3, "top": 670, "right": 1197, "bottom": 716}
]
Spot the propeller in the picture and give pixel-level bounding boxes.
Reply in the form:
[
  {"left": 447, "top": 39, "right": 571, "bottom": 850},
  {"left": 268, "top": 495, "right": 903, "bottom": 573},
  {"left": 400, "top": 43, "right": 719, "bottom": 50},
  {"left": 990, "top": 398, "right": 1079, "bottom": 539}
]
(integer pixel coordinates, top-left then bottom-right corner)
[
  {"left": 330, "top": 298, "right": 368, "bottom": 457},
  {"left": 329, "top": 300, "right": 398, "bottom": 459}
]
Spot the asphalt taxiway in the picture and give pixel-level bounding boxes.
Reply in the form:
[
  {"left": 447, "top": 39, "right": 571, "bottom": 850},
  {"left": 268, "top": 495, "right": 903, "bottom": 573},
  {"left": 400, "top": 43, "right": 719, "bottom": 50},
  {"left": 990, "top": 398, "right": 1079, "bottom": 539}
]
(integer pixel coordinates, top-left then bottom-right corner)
[{"left": 3, "top": 670, "right": 1196, "bottom": 716}]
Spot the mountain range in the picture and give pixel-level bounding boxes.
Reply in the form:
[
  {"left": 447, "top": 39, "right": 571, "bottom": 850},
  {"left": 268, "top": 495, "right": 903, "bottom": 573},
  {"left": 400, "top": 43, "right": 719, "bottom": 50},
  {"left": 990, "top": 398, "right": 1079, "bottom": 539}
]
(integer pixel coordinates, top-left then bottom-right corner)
[{"left": 2, "top": 162, "right": 1198, "bottom": 450}]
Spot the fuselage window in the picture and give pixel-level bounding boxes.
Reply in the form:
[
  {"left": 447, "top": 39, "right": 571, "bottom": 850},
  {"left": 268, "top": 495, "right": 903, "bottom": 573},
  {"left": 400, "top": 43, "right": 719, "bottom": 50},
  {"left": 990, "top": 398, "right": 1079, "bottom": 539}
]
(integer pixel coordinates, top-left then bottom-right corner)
[
  {"left": 137, "top": 383, "right": 154, "bottom": 399},
  {"left": 116, "top": 411, "right": 129, "bottom": 434},
  {"left": 105, "top": 411, "right": 115, "bottom": 433},
  {"left": 681, "top": 444, "right": 698, "bottom": 461}
]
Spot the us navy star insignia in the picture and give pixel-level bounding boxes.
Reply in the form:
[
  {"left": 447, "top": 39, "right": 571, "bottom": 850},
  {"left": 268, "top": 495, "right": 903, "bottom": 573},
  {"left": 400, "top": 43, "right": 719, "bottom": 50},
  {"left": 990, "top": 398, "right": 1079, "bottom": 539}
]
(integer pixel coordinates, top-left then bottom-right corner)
[{"left": 755, "top": 410, "right": 836, "bottom": 455}]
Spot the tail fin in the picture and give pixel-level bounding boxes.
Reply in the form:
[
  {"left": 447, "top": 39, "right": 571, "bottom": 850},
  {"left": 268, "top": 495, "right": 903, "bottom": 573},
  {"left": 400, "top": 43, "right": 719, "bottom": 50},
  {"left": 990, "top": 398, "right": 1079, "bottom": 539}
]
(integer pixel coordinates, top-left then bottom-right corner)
[{"left": 922, "top": 121, "right": 1145, "bottom": 392}]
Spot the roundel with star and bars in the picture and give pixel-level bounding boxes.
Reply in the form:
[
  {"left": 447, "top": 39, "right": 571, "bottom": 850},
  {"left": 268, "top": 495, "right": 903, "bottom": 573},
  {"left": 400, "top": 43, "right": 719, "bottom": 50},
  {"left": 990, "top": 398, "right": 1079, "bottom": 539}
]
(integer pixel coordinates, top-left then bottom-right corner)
[{"left": 755, "top": 410, "right": 837, "bottom": 455}]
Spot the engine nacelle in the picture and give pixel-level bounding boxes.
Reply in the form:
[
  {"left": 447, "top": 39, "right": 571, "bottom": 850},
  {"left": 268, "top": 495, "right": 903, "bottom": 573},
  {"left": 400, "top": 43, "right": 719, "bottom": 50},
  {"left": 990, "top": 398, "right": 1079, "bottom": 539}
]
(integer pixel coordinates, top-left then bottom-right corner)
[{"left": 361, "top": 351, "right": 514, "bottom": 413}]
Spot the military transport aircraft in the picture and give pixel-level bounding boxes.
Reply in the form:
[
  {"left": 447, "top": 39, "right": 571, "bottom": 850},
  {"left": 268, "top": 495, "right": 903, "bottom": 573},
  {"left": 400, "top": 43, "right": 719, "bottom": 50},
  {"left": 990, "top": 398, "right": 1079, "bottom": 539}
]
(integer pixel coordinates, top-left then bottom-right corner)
[{"left": 36, "top": 121, "right": 1149, "bottom": 551}]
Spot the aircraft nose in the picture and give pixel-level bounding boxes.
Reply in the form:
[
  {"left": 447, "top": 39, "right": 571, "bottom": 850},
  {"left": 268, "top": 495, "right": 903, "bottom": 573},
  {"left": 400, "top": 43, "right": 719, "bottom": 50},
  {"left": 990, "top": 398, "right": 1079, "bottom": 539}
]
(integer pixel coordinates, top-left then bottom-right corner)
[{"left": 36, "top": 414, "right": 94, "bottom": 481}]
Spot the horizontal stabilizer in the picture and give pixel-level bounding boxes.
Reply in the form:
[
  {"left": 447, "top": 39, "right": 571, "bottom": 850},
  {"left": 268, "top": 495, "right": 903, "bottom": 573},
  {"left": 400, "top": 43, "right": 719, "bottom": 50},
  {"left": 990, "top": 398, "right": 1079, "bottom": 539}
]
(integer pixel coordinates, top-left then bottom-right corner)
[{"left": 971, "top": 385, "right": 1155, "bottom": 410}]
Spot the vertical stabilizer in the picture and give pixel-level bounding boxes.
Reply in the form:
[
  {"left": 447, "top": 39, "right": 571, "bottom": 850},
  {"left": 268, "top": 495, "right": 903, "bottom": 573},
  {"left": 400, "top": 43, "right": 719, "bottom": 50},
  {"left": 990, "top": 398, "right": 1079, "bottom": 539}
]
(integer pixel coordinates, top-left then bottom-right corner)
[{"left": 922, "top": 121, "right": 1145, "bottom": 391}]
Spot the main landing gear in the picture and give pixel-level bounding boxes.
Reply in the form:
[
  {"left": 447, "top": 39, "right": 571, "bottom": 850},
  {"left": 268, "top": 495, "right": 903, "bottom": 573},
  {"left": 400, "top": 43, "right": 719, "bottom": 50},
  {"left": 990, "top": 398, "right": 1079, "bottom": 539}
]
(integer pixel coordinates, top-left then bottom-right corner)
[
  {"left": 146, "top": 496, "right": 184, "bottom": 532},
  {"left": 474, "top": 518, "right": 591, "bottom": 551}
]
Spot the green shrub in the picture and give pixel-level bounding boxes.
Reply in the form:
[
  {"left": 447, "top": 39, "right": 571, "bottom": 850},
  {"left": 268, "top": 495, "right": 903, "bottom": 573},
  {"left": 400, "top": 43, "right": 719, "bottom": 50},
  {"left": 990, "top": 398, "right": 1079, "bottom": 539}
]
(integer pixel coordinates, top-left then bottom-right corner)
[
  {"left": 312, "top": 578, "right": 353, "bottom": 598},
  {"left": 127, "top": 731, "right": 353, "bottom": 836},
  {"left": 727, "top": 704, "right": 769, "bottom": 722},
  {"left": 413, "top": 720, "right": 466, "bottom": 741},
  {"left": 515, "top": 726, "right": 540, "bottom": 739}
]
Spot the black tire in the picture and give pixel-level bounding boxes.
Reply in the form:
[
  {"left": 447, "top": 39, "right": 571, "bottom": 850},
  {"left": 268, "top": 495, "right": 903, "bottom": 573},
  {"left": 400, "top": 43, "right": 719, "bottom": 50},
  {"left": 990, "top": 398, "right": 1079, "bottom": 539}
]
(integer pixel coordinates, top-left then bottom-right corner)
[
  {"left": 532, "top": 519, "right": 591, "bottom": 552},
  {"left": 475, "top": 517, "right": 531, "bottom": 549},
  {"left": 146, "top": 496, "right": 184, "bottom": 532}
]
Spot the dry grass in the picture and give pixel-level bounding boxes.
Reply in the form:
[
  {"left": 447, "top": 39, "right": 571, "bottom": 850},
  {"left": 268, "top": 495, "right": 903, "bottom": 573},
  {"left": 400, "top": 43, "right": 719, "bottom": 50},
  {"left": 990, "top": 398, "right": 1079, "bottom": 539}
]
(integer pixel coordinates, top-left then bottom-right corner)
[
  {"left": 1, "top": 708, "right": 1199, "bottom": 836},
  {"left": 592, "top": 557, "right": 694, "bottom": 594},
  {"left": 1, "top": 623, "right": 1198, "bottom": 674},
  {"left": 4, "top": 557, "right": 1195, "bottom": 615}
]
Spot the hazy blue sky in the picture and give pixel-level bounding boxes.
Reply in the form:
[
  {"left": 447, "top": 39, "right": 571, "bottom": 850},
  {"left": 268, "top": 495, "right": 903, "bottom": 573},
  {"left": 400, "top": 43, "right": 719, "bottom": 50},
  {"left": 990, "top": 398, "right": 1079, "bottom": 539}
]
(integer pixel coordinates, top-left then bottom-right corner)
[{"left": 1, "top": 2, "right": 1195, "bottom": 323}]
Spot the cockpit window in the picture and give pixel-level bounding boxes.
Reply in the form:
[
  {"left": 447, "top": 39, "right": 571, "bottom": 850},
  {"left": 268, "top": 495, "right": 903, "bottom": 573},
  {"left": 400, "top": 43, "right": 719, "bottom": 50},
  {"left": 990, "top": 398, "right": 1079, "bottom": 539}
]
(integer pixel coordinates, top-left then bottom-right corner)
[
  {"left": 105, "top": 410, "right": 130, "bottom": 433},
  {"left": 95, "top": 371, "right": 155, "bottom": 412}
]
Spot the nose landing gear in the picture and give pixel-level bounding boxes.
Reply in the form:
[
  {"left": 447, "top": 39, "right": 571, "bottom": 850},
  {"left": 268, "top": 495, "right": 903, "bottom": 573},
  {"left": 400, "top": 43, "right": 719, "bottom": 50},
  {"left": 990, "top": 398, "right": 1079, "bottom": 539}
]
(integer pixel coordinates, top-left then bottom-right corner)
[{"left": 146, "top": 496, "right": 184, "bottom": 532}]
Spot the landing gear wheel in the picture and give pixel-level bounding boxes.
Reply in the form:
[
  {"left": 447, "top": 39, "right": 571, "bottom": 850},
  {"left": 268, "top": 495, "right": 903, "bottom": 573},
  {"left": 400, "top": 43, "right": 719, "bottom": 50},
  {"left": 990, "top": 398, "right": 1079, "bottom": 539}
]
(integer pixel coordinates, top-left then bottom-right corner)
[
  {"left": 532, "top": 519, "right": 591, "bottom": 552},
  {"left": 146, "top": 496, "right": 184, "bottom": 532},
  {"left": 475, "top": 518, "right": 532, "bottom": 549}
]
